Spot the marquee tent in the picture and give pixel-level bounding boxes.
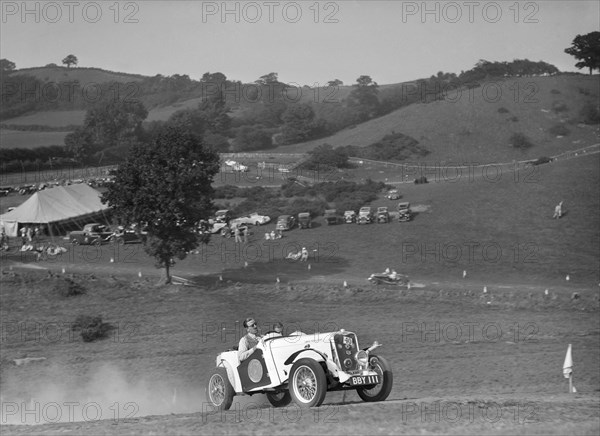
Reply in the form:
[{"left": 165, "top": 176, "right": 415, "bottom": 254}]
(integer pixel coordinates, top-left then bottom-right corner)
[{"left": 0, "top": 184, "right": 110, "bottom": 237}]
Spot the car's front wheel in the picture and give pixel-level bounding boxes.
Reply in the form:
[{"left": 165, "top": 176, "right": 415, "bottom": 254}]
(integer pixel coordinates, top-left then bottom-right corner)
[
  {"left": 356, "top": 355, "right": 393, "bottom": 402},
  {"left": 266, "top": 391, "right": 292, "bottom": 407},
  {"left": 289, "top": 358, "right": 327, "bottom": 408},
  {"left": 206, "top": 367, "right": 235, "bottom": 410}
]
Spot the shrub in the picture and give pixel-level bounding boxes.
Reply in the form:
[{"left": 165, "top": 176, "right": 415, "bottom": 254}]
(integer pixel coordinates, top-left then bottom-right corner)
[
  {"left": 548, "top": 124, "right": 570, "bottom": 136},
  {"left": 414, "top": 176, "right": 429, "bottom": 184},
  {"left": 509, "top": 133, "right": 534, "bottom": 150},
  {"left": 550, "top": 89, "right": 561, "bottom": 95},
  {"left": 497, "top": 107, "right": 510, "bottom": 114},
  {"left": 552, "top": 102, "right": 569, "bottom": 113},
  {"left": 579, "top": 102, "right": 600, "bottom": 125},
  {"left": 71, "top": 315, "right": 113, "bottom": 342},
  {"left": 509, "top": 116, "right": 519, "bottom": 122},
  {"left": 53, "top": 277, "right": 86, "bottom": 297}
]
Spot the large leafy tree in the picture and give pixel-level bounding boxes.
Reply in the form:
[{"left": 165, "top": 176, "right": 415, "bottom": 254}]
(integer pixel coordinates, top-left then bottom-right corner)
[
  {"left": 347, "top": 75, "right": 380, "bottom": 122},
  {"left": 62, "top": 54, "right": 78, "bottom": 68},
  {"left": 0, "top": 58, "right": 16, "bottom": 73},
  {"left": 565, "top": 31, "right": 600, "bottom": 75},
  {"left": 102, "top": 127, "right": 220, "bottom": 283},
  {"left": 65, "top": 99, "right": 148, "bottom": 162}
]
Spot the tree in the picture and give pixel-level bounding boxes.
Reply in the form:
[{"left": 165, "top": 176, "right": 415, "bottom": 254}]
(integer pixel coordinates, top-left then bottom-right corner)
[
  {"left": 62, "top": 54, "right": 78, "bottom": 68},
  {"left": 0, "top": 58, "right": 16, "bottom": 72},
  {"left": 102, "top": 127, "right": 220, "bottom": 284},
  {"left": 65, "top": 99, "right": 148, "bottom": 163},
  {"left": 565, "top": 31, "right": 600, "bottom": 75},
  {"left": 255, "top": 72, "right": 279, "bottom": 85},
  {"left": 280, "top": 103, "right": 316, "bottom": 144},
  {"left": 327, "top": 79, "right": 343, "bottom": 87},
  {"left": 347, "top": 75, "right": 380, "bottom": 121},
  {"left": 232, "top": 125, "right": 273, "bottom": 151},
  {"left": 302, "top": 143, "right": 350, "bottom": 170}
]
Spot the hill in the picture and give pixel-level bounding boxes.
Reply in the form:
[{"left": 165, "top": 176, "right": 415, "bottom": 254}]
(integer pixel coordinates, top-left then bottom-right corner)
[
  {"left": 9, "top": 66, "right": 147, "bottom": 84},
  {"left": 272, "top": 75, "right": 600, "bottom": 164}
]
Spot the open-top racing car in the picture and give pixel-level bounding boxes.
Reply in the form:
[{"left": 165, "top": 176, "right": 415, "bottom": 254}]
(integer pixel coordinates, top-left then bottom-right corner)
[
  {"left": 206, "top": 329, "right": 393, "bottom": 410},
  {"left": 367, "top": 270, "right": 410, "bottom": 286}
]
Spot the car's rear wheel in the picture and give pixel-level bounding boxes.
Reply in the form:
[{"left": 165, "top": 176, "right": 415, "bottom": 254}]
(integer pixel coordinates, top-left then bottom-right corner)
[
  {"left": 289, "top": 358, "right": 327, "bottom": 408},
  {"left": 356, "top": 355, "right": 393, "bottom": 402},
  {"left": 266, "top": 391, "right": 292, "bottom": 407},
  {"left": 206, "top": 368, "right": 234, "bottom": 410}
]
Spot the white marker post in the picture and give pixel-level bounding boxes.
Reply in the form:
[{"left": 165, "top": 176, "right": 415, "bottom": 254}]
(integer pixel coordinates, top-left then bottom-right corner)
[{"left": 563, "top": 344, "right": 573, "bottom": 393}]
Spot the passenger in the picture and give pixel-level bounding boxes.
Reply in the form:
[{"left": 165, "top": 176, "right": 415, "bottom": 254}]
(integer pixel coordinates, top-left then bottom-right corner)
[
  {"left": 300, "top": 247, "right": 309, "bottom": 262},
  {"left": 390, "top": 270, "right": 398, "bottom": 280},
  {"left": 274, "top": 322, "right": 283, "bottom": 335},
  {"left": 238, "top": 318, "right": 262, "bottom": 361}
]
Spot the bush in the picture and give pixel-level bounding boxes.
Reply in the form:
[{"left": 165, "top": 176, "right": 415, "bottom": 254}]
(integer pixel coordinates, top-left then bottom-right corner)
[
  {"left": 552, "top": 102, "right": 569, "bottom": 113},
  {"left": 497, "top": 107, "right": 510, "bottom": 114},
  {"left": 579, "top": 102, "right": 600, "bottom": 125},
  {"left": 414, "top": 176, "right": 429, "bottom": 184},
  {"left": 53, "top": 277, "right": 86, "bottom": 297},
  {"left": 71, "top": 315, "right": 113, "bottom": 342},
  {"left": 548, "top": 124, "right": 570, "bottom": 136},
  {"left": 509, "top": 116, "right": 519, "bottom": 122},
  {"left": 550, "top": 89, "right": 561, "bottom": 95},
  {"left": 509, "top": 133, "right": 534, "bottom": 150}
]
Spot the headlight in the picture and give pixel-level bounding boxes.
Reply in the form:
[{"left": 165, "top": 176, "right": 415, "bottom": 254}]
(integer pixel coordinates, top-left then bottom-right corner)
[{"left": 356, "top": 350, "right": 368, "bottom": 367}]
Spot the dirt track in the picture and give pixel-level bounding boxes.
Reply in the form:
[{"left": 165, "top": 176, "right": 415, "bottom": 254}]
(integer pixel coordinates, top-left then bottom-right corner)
[{"left": 1, "top": 271, "right": 598, "bottom": 435}]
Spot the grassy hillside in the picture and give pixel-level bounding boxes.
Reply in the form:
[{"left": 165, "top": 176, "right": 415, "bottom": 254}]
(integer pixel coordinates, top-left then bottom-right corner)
[
  {"left": 0, "top": 129, "right": 70, "bottom": 149},
  {"left": 9, "top": 66, "right": 147, "bottom": 84},
  {"left": 274, "top": 75, "right": 600, "bottom": 164}
]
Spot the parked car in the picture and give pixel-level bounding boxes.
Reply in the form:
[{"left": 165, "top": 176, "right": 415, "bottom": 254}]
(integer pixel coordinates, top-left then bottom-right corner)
[
  {"left": 386, "top": 190, "right": 400, "bottom": 200},
  {"left": 232, "top": 213, "right": 271, "bottom": 226},
  {"left": 324, "top": 209, "right": 339, "bottom": 225},
  {"left": 69, "top": 223, "right": 113, "bottom": 246},
  {"left": 357, "top": 207, "right": 374, "bottom": 224},
  {"left": 376, "top": 207, "right": 390, "bottom": 223},
  {"left": 109, "top": 228, "right": 145, "bottom": 245},
  {"left": 206, "top": 328, "right": 393, "bottom": 410},
  {"left": 276, "top": 215, "right": 296, "bottom": 231},
  {"left": 397, "top": 202, "right": 412, "bottom": 222},
  {"left": 298, "top": 212, "right": 312, "bottom": 229},
  {"left": 214, "top": 210, "right": 231, "bottom": 224},
  {"left": 344, "top": 210, "right": 357, "bottom": 224}
]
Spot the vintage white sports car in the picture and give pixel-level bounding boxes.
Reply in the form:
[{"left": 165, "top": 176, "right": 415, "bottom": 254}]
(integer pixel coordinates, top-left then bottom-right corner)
[
  {"left": 231, "top": 213, "right": 271, "bottom": 226},
  {"left": 206, "top": 329, "right": 393, "bottom": 409}
]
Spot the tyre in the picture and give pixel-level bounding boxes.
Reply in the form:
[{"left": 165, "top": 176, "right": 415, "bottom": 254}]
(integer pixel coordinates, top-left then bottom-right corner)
[
  {"left": 266, "top": 391, "right": 292, "bottom": 407},
  {"left": 356, "top": 355, "right": 393, "bottom": 402},
  {"left": 206, "top": 367, "right": 235, "bottom": 410},
  {"left": 118, "top": 238, "right": 126, "bottom": 246},
  {"left": 289, "top": 358, "right": 327, "bottom": 408},
  {"left": 92, "top": 239, "right": 102, "bottom": 246}
]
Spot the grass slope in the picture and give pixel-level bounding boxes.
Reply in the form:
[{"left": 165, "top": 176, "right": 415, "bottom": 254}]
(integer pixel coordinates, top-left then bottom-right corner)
[
  {"left": 9, "top": 66, "right": 147, "bottom": 84},
  {"left": 274, "top": 75, "right": 600, "bottom": 164}
]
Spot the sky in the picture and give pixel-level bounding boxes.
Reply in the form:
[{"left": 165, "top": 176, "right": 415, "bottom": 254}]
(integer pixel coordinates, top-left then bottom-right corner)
[{"left": 1, "top": 1, "right": 598, "bottom": 86}]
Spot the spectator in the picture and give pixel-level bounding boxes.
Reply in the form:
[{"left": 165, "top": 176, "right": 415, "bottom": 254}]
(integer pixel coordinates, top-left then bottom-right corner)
[
  {"left": 300, "top": 247, "right": 309, "bottom": 262},
  {"left": 243, "top": 226, "right": 248, "bottom": 243},
  {"left": 553, "top": 201, "right": 563, "bottom": 219}
]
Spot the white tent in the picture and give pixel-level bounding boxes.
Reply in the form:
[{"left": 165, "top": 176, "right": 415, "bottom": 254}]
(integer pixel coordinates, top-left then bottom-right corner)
[{"left": 0, "top": 184, "right": 110, "bottom": 237}]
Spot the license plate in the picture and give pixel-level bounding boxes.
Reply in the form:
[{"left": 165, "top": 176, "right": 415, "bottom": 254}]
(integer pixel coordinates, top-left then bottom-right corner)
[{"left": 349, "top": 375, "right": 379, "bottom": 386}]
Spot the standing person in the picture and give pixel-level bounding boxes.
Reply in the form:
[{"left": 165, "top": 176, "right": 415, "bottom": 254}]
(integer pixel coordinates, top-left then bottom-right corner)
[
  {"left": 26, "top": 226, "right": 33, "bottom": 242},
  {"left": 20, "top": 227, "right": 27, "bottom": 246},
  {"left": 234, "top": 225, "right": 242, "bottom": 244},
  {"left": 238, "top": 318, "right": 262, "bottom": 361},
  {"left": 553, "top": 201, "right": 563, "bottom": 219},
  {"left": 243, "top": 226, "right": 248, "bottom": 243}
]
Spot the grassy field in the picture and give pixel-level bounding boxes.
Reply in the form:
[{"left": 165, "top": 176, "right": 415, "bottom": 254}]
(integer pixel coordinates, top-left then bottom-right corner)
[
  {"left": 1, "top": 271, "right": 598, "bottom": 434},
  {"left": 9, "top": 66, "right": 147, "bottom": 84},
  {"left": 273, "top": 75, "right": 600, "bottom": 163},
  {"left": 0, "top": 130, "right": 70, "bottom": 149}
]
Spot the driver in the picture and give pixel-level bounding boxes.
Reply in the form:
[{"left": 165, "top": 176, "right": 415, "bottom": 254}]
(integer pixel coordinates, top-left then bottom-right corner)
[{"left": 238, "top": 318, "right": 262, "bottom": 361}]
